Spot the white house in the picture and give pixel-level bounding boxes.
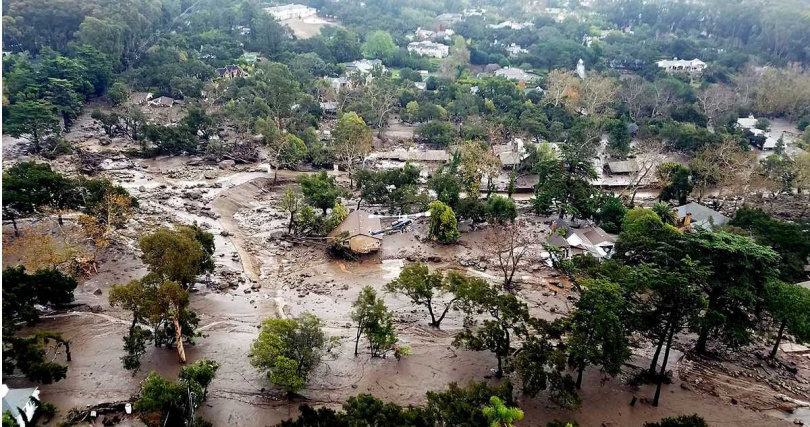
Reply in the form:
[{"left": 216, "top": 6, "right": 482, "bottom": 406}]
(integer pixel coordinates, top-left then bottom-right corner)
[
  {"left": 344, "top": 59, "right": 385, "bottom": 74},
  {"left": 407, "top": 41, "right": 449, "bottom": 58},
  {"left": 2, "top": 385, "right": 39, "bottom": 426},
  {"left": 546, "top": 225, "right": 617, "bottom": 260},
  {"left": 265, "top": 4, "right": 317, "bottom": 20},
  {"left": 505, "top": 43, "right": 527, "bottom": 57},
  {"left": 656, "top": 58, "right": 707, "bottom": 75},
  {"left": 737, "top": 115, "right": 778, "bottom": 150},
  {"left": 495, "top": 67, "right": 536, "bottom": 82},
  {"left": 487, "top": 21, "right": 533, "bottom": 30}
]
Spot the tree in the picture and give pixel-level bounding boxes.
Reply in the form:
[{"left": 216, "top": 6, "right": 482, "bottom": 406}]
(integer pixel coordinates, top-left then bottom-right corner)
[
  {"left": 136, "top": 364, "right": 217, "bottom": 427},
  {"left": 91, "top": 108, "right": 121, "bottom": 136},
  {"left": 453, "top": 286, "right": 527, "bottom": 378},
  {"left": 487, "top": 221, "right": 535, "bottom": 291},
  {"left": 459, "top": 141, "right": 499, "bottom": 199},
  {"left": 278, "top": 134, "right": 309, "bottom": 169},
  {"left": 299, "top": 171, "right": 343, "bottom": 215},
  {"left": 139, "top": 226, "right": 215, "bottom": 287},
  {"left": 77, "top": 191, "right": 135, "bottom": 247},
  {"left": 651, "top": 202, "right": 677, "bottom": 226},
  {"left": 250, "top": 313, "right": 337, "bottom": 394},
  {"left": 251, "top": 62, "right": 299, "bottom": 127},
  {"left": 278, "top": 381, "right": 519, "bottom": 426},
  {"left": 689, "top": 138, "right": 755, "bottom": 204},
  {"left": 531, "top": 140, "right": 599, "bottom": 219},
  {"left": 685, "top": 230, "right": 780, "bottom": 355},
  {"left": 440, "top": 36, "right": 470, "bottom": 80},
  {"left": 107, "top": 82, "right": 131, "bottom": 106},
  {"left": 730, "top": 208, "right": 810, "bottom": 282},
  {"left": 2, "top": 266, "right": 77, "bottom": 384},
  {"left": 626, "top": 139, "right": 665, "bottom": 206},
  {"left": 361, "top": 30, "right": 398, "bottom": 62},
  {"left": 351, "top": 286, "right": 399, "bottom": 358},
  {"left": 427, "top": 201, "right": 460, "bottom": 244},
  {"left": 385, "top": 263, "right": 471, "bottom": 328},
  {"left": 121, "top": 105, "right": 146, "bottom": 142},
  {"left": 44, "top": 78, "right": 84, "bottom": 128},
  {"left": 765, "top": 281, "right": 810, "bottom": 359},
  {"left": 596, "top": 195, "right": 627, "bottom": 233},
  {"left": 2, "top": 162, "right": 79, "bottom": 233},
  {"left": 482, "top": 396, "right": 524, "bottom": 427},
  {"left": 334, "top": 112, "right": 373, "bottom": 186},
  {"left": 281, "top": 188, "right": 303, "bottom": 234},
  {"left": 179, "top": 359, "right": 220, "bottom": 399},
  {"left": 110, "top": 277, "right": 200, "bottom": 368},
  {"left": 657, "top": 162, "right": 693, "bottom": 204},
  {"left": 4, "top": 100, "right": 60, "bottom": 152},
  {"left": 544, "top": 70, "right": 578, "bottom": 108},
  {"left": 354, "top": 164, "right": 424, "bottom": 213},
  {"left": 644, "top": 415, "right": 709, "bottom": 427},
  {"left": 697, "top": 84, "right": 734, "bottom": 125},
  {"left": 567, "top": 279, "right": 631, "bottom": 389},
  {"left": 428, "top": 171, "right": 462, "bottom": 208},
  {"left": 607, "top": 119, "right": 631, "bottom": 156},
  {"left": 417, "top": 121, "right": 454, "bottom": 146},
  {"left": 135, "top": 372, "right": 186, "bottom": 426},
  {"left": 485, "top": 195, "right": 517, "bottom": 224}
]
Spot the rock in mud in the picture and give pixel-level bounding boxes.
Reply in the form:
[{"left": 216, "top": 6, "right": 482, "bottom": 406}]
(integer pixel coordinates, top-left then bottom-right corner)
[
  {"left": 218, "top": 160, "right": 236, "bottom": 169},
  {"left": 93, "top": 288, "right": 103, "bottom": 295}
]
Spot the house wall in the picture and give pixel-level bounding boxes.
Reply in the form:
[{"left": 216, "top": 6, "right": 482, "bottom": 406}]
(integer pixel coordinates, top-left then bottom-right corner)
[{"left": 349, "top": 235, "right": 381, "bottom": 253}]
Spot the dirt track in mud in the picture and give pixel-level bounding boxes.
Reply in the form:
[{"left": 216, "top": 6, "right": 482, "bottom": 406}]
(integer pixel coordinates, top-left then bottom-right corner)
[{"left": 1, "top": 145, "right": 801, "bottom": 426}]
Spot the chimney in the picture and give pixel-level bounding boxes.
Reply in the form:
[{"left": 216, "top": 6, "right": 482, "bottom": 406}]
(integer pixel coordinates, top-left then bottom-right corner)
[{"left": 684, "top": 213, "right": 692, "bottom": 228}]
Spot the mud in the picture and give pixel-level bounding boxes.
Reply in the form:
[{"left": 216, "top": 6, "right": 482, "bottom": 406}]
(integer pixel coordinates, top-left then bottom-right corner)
[{"left": 1, "top": 126, "right": 804, "bottom": 427}]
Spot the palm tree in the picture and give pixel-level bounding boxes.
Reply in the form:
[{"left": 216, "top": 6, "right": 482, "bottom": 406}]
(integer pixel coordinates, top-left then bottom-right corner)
[
  {"left": 652, "top": 202, "right": 678, "bottom": 225},
  {"left": 482, "top": 396, "right": 524, "bottom": 427}
]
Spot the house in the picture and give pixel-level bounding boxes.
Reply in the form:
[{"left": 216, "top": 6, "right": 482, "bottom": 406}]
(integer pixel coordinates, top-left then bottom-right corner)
[
  {"left": 436, "top": 13, "right": 463, "bottom": 24},
  {"left": 242, "top": 52, "right": 260, "bottom": 63},
  {"left": 344, "top": 59, "right": 384, "bottom": 74},
  {"left": 463, "top": 8, "right": 486, "bottom": 16},
  {"left": 414, "top": 27, "right": 436, "bottom": 40},
  {"left": 327, "top": 210, "right": 383, "bottom": 254},
  {"left": 329, "top": 76, "right": 351, "bottom": 93},
  {"left": 148, "top": 96, "right": 175, "bottom": 107},
  {"left": 737, "top": 115, "right": 778, "bottom": 150},
  {"left": 319, "top": 101, "right": 338, "bottom": 116},
  {"left": 265, "top": 4, "right": 317, "bottom": 20},
  {"left": 505, "top": 44, "right": 527, "bottom": 57},
  {"left": 407, "top": 41, "right": 449, "bottom": 58},
  {"left": 493, "top": 138, "right": 528, "bottom": 168},
  {"left": 604, "top": 160, "right": 639, "bottom": 175},
  {"left": 546, "top": 225, "right": 616, "bottom": 260},
  {"left": 216, "top": 64, "right": 247, "bottom": 79},
  {"left": 736, "top": 115, "right": 758, "bottom": 130},
  {"left": 130, "top": 92, "right": 153, "bottom": 105},
  {"left": 495, "top": 67, "right": 536, "bottom": 82},
  {"left": 676, "top": 202, "right": 729, "bottom": 231},
  {"left": 656, "top": 58, "right": 707, "bottom": 76},
  {"left": 762, "top": 135, "right": 779, "bottom": 150},
  {"left": 487, "top": 21, "right": 533, "bottom": 30},
  {"left": 2, "top": 385, "right": 39, "bottom": 426},
  {"left": 372, "top": 149, "right": 450, "bottom": 162}
]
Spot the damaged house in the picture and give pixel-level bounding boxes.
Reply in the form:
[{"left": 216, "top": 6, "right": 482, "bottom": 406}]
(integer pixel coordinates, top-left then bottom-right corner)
[{"left": 327, "top": 210, "right": 383, "bottom": 254}]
